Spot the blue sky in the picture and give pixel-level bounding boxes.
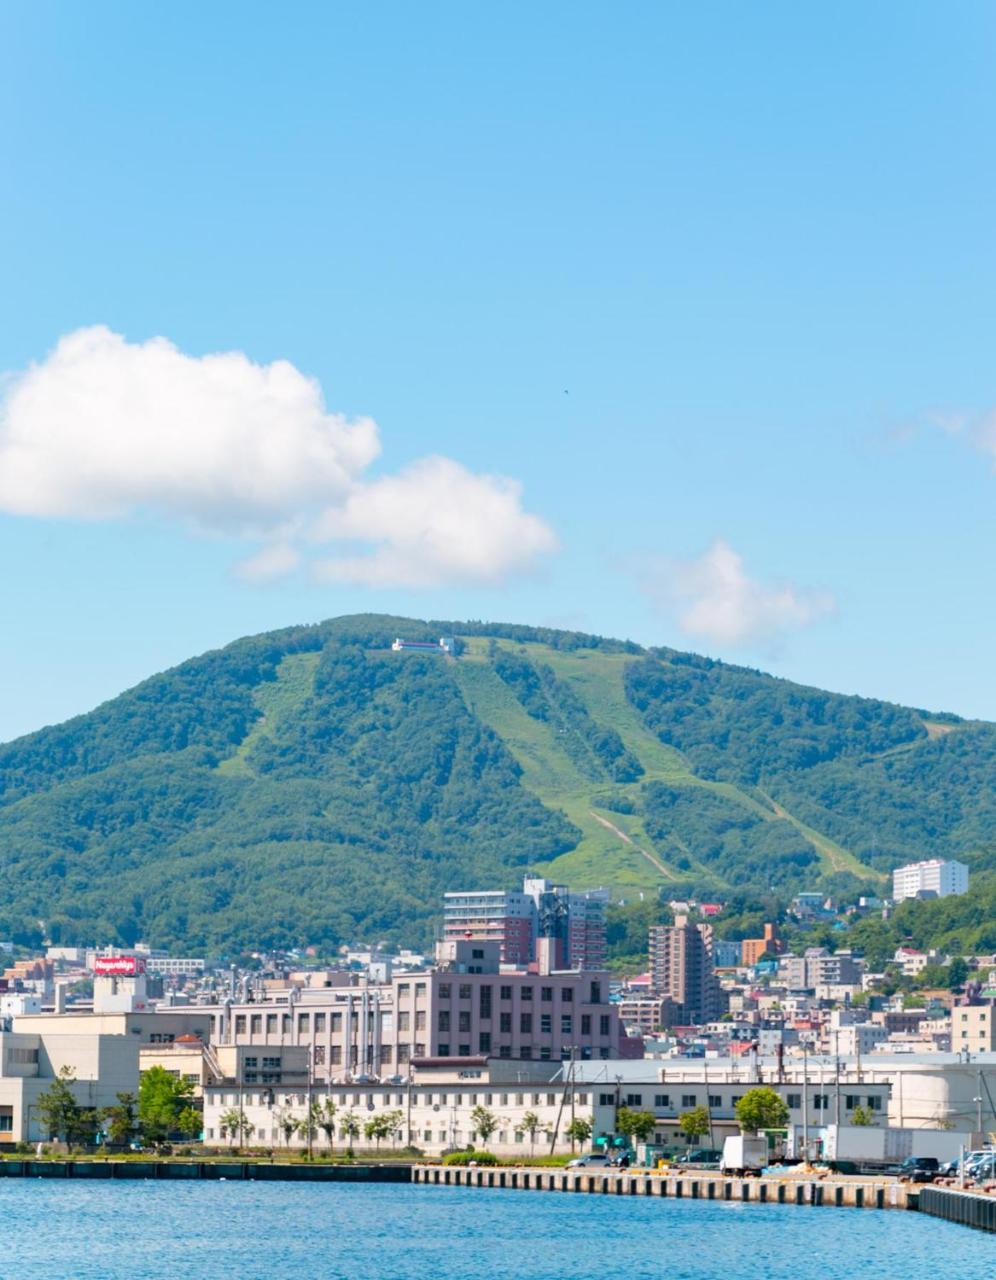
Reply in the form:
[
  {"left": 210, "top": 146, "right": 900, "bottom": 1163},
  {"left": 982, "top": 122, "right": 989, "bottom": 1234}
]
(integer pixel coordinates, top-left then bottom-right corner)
[{"left": 1, "top": 1, "right": 995, "bottom": 741}]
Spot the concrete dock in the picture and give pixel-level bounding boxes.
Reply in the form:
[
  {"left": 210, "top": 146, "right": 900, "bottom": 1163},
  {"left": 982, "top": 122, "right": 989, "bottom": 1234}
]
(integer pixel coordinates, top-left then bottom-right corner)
[{"left": 412, "top": 1164, "right": 914, "bottom": 1210}]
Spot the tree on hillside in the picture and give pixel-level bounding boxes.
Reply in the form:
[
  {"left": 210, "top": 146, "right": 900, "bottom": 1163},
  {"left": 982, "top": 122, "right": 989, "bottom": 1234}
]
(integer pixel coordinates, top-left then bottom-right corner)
[
  {"left": 678, "top": 1105, "right": 711, "bottom": 1147},
  {"left": 734, "top": 1087, "right": 789, "bottom": 1134}
]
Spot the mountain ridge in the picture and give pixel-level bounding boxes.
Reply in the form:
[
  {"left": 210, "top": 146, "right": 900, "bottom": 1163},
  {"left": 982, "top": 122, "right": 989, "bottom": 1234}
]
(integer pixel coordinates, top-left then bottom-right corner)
[{"left": 1, "top": 612, "right": 994, "bottom": 953}]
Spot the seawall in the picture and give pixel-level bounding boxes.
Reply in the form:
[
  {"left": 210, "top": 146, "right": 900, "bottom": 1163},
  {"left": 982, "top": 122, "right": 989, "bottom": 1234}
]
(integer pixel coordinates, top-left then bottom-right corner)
[
  {"left": 0, "top": 1160, "right": 409, "bottom": 1182},
  {"left": 412, "top": 1164, "right": 913, "bottom": 1210}
]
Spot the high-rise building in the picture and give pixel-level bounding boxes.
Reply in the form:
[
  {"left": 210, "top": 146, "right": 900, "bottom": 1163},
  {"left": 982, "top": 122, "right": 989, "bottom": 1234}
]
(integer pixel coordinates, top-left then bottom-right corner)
[
  {"left": 892, "top": 859, "right": 969, "bottom": 902},
  {"left": 648, "top": 915, "right": 722, "bottom": 1026},
  {"left": 443, "top": 877, "right": 607, "bottom": 969}
]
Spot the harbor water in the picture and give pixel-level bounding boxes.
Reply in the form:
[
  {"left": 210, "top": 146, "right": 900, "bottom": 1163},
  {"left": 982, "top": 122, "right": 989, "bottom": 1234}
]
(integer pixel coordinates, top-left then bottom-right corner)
[{"left": 0, "top": 1180, "right": 991, "bottom": 1279}]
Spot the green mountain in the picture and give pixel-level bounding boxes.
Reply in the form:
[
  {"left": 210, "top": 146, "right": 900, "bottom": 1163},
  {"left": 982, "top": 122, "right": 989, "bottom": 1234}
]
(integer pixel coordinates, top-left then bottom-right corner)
[{"left": 2, "top": 613, "right": 995, "bottom": 954}]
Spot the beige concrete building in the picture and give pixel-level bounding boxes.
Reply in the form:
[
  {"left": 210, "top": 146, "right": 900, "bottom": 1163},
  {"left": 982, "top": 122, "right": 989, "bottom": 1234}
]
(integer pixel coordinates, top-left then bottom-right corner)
[
  {"left": 0, "top": 1029, "right": 139, "bottom": 1144},
  {"left": 202, "top": 1057, "right": 592, "bottom": 1156}
]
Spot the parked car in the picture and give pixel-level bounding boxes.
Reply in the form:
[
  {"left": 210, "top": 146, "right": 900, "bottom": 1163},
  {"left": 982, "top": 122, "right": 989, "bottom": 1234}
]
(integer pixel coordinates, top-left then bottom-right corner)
[
  {"left": 898, "top": 1156, "right": 940, "bottom": 1183},
  {"left": 670, "top": 1152, "right": 716, "bottom": 1172},
  {"left": 566, "top": 1153, "right": 610, "bottom": 1169}
]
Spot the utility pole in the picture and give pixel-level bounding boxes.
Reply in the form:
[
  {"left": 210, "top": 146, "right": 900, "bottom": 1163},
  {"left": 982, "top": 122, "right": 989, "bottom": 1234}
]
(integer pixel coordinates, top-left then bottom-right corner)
[{"left": 801, "top": 1042, "right": 809, "bottom": 1166}]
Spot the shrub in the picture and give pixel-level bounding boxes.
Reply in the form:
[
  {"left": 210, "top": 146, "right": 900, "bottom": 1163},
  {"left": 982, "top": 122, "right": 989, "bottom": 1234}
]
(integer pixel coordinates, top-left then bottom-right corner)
[{"left": 441, "top": 1149, "right": 500, "bottom": 1166}]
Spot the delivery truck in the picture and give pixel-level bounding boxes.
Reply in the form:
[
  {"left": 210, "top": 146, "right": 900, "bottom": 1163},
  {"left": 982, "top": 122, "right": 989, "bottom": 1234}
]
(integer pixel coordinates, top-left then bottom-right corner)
[{"left": 720, "top": 1135, "right": 768, "bottom": 1175}]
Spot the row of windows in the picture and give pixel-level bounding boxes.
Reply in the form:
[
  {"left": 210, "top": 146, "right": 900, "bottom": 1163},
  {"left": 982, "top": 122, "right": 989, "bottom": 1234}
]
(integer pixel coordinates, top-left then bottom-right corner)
[
  {"left": 210, "top": 1090, "right": 586, "bottom": 1109},
  {"left": 437, "top": 1012, "right": 601, "bottom": 1035},
  {"left": 437, "top": 1044, "right": 611, "bottom": 1061},
  {"left": 434, "top": 983, "right": 603, "bottom": 1005},
  {"left": 598, "top": 1091, "right": 884, "bottom": 1113}
]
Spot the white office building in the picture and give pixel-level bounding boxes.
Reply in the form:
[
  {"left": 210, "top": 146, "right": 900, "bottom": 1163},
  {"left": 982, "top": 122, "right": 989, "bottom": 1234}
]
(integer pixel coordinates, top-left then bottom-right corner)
[{"left": 892, "top": 858, "right": 968, "bottom": 903}]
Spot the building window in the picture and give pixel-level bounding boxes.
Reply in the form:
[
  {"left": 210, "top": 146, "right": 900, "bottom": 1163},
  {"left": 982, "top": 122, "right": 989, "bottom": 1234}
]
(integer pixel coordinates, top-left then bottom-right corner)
[
  {"left": 868, "top": 1096, "right": 882, "bottom": 1111},
  {"left": 590, "top": 982, "right": 602, "bottom": 1004},
  {"left": 439, "top": 984, "right": 451, "bottom": 999},
  {"left": 438, "top": 1011, "right": 451, "bottom": 1032},
  {"left": 480, "top": 1034, "right": 491, "bottom": 1053},
  {"left": 244, "top": 1056, "right": 258, "bottom": 1069},
  {"left": 681, "top": 1094, "right": 696, "bottom": 1108},
  {"left": 654, "top": 1094, "right": 670, "bottom": 1108},
  {"left": 500, "top": 1012, "right": 512, "bottom": 1033},
  {"left": 459, "top": 984, "right": 472, "bottom": 1000},
  {"left": 520, "top": 1047, "right": 532, "bottom": 1059},
  {"left": 438, "top": 1044, "right": 450, "bottom": 1057},
  {"left": 708, "top": 1095, "right": 721, "bottom": 1109},
  {"left": 581, "top": 1014, "right": 591, "bottom": 1036},
  {"left": 562, "top": 988, "right": 573, "bottom": 1003},
  {"left": 520, "top": 1013, "right": 532, "bottom": 1033},
  {"left": 626, "top": 1093, "right": 642, "bottom": 1107},
  {"left": 458, "top": 1045, "right": 471, "bottom": 1057},
  {"left": 314, "top": 1013, "right": 326, "bottom": 1032},
  {"left": 398, "top": 983, "right": 410, "bottom": 996},
  {"left": 521, "top": 986, "right": 533, "bottom": 1002},
  {"left": 540, "top": 1014, "right": 552, "bottom": 1034},
  {"left": 480, "top": 986, "right": 492, "bottom": 1018},
  {"left": 540, "top": 1047, "right": 551, "bottom": 1060},
  {"left": 330, "top": 1046, "right": 342, "bottom": 1065},
  {"left": 599, "top": 1015, "right": 610, "bottom": 1036},
  {"left": 541, "top": 987, "right": 553, "bottom": 1002},
  {"left": 500, "top": 985, "right": 512, "bottom": 1001},
  {"left": 499, "top": 1045, "right": 511, "bottom": 1058},
  {"left": 787, "top": 1094, "right": 801, "bottom": 1110},
  {"left": 266, "top": 1014, "right": 278, "bottom": 1034},
  {"left": 415, "top": 983, "right": 426, "bottom": 996},
  {"left": 251, "top": 1015, "right": 262, "bottom": 1035},
  {"left": 458, "top": 1011, "right": 471, "bottom": 1033},
  {"left": 415, "top": 1010, "right": 426, "bottom": 1031},
  {"left": 234, "top": 1016, "right": 246, "bottom": 1035},
  {"left": 332, "top": 1012, "right": 342, "bottom": 1031},
  {"left": 561, "top": 1015, "right": 572, "bottom": 1034},
  {"left": 398, "top": 1011, "right": 410, "bottom": 1031},
  {"left": 397, "top": 1044, "right": 410, "bottom": 1063}
]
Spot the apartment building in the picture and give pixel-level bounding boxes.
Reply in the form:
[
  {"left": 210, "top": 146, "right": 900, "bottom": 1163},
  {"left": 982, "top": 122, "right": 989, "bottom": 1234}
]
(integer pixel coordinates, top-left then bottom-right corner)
[
  {"left": 892, "top": 858, "right": 969, "bottom": 903},
  {"left": 443, "top": 877, "right": 607, "bottom": 969},
  {"left": 648, "top": 916, "right": 722, "bottom": 1026}
]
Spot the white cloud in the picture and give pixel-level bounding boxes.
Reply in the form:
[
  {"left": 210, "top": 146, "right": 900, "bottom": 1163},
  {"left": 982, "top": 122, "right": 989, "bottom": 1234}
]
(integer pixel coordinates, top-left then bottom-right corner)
[
  {"left": 642, "top": 539, "right": 835, "bottom": 647},
  {"left": 0, "top": 326, "right": 556, "bottom": 588},
  {"left": 0, "top": 326, "right": 379, "bottom": 531},
  {"left": 311, "top": 456, "right": 558, "bottom": 588}
]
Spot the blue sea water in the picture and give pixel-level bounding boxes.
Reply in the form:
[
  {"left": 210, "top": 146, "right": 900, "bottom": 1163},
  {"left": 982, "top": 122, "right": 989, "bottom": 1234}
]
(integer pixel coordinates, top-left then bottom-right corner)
[{"left": 0, "top": 1182, "right": 990, "bottom": 1280}]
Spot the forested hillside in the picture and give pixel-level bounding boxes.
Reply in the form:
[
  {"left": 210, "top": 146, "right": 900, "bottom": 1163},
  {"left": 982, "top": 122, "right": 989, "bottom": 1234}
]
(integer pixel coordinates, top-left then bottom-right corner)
[{"left": 0, "top": 613, "right": 993, "bottom": 954}]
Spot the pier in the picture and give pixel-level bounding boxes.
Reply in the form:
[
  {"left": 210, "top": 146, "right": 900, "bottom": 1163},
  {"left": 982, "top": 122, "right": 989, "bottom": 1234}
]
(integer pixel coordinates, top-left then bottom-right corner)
[{"left": 412, "top": 1164, "right": 915, "bottom": 1211}]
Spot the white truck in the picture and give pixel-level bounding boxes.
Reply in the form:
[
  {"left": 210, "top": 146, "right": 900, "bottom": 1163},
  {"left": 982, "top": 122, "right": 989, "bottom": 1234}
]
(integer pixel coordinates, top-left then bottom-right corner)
[{"left": 720, "top": 1135, "right": 769, "bottom": 1175}]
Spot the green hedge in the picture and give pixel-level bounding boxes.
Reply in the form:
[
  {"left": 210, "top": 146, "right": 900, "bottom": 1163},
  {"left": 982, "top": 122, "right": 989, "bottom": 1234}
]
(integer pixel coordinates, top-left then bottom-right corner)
[{"left": 441, "top": 1150, "right": 500, "bottom": 1166}]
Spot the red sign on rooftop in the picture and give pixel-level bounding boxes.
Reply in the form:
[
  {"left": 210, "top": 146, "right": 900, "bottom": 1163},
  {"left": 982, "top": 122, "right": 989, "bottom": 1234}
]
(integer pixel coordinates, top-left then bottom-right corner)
[{"left": 93, "top": 955, "right": 144, "bottom": 976}]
